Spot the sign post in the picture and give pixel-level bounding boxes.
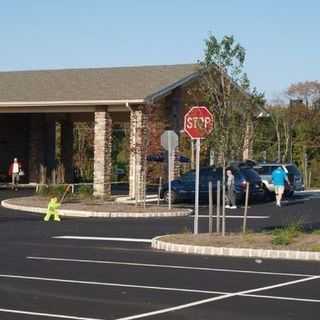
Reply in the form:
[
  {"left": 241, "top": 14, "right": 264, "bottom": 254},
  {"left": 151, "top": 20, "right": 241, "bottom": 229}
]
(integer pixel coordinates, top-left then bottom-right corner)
[
  {"left": 161, "top": 130, "right": 179, "bottom": 210},
  {"left": 184, "top": 106, "right": 214, "bottom": 234}
]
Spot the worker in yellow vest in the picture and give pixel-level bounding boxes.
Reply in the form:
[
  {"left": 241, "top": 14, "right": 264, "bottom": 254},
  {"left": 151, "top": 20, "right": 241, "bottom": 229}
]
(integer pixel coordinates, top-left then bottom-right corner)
[{"left": 44, "top": 197, "right": 61, "bottom": 222}]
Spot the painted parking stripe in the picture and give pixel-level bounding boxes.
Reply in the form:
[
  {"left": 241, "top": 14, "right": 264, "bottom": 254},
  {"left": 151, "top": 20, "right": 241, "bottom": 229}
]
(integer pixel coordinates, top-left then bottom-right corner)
[
  {"left": 27, "top": 256, "right": 315, "bottom": 278},
  {"left": 52, "top": 236, "right": 152, "bottom": 243},
  {"left": 0, "top": 307, "right": 103, "bottom": 320},
  {"left": 197, "top": 215, "right": 269, "bottom": 219},
  {"left": 241, "top": 293, "right": 320, "bottom": 303},
  {"left": 114, "top": 275, "right": 320, "bottom": 320},
  {"left": 0, "top": 273, "right": 226, "bottom": 295},
  {"left": 2, "top": 273, "right": 320, "bottom": 305}
]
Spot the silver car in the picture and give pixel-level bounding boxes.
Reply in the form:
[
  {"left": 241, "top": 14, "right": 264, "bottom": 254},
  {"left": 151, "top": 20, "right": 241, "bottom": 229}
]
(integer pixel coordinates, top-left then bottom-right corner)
[{"left": 253, "top": 163, "right": 304, "bottom": 198}]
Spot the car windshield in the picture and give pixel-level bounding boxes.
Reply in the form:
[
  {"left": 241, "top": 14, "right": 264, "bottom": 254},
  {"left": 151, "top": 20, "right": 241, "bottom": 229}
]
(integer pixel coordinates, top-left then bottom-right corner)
[{"left": 286, "top": 165, "right": 301, "bottom": 175}]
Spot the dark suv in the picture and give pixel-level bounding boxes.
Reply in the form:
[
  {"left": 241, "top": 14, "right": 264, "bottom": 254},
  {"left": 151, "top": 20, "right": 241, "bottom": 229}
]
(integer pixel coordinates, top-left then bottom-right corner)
[{"left": 160, "top": 166, "right": 264, "bottom": 204}]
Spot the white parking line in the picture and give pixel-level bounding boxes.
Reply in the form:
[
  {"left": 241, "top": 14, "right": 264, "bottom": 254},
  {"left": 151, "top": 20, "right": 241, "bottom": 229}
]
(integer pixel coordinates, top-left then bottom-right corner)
[
  {"left": 27, "top": 256, "right": 315, "bottom": 278},
  {"left": 0, "top": 307, "right": 103, "bottom": 320},
  {"left": 114, "top": 275, "right": 320, "bottom": 320},
  {"left": 241, "top": 293, "right": 320, "bottom": 303},
  {"left": 197, "top": 215, "right": 269, "bottom": 219},
  {"left": 2, "top": 272, "right": 320, "bottom": 305},
  {"left": 52, "top": 236, "right": 152, "bottom": 243},
  {"left": 0, "top": 273, "right": 227, "bottom": 295}
]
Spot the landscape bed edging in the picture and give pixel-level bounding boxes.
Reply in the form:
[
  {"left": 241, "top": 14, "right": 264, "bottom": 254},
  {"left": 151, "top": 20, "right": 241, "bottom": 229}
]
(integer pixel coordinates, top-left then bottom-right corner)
[
  {"left": 151, "top": 236, "right": 320, "bottom": 261},
  {"left": 1, "top": 199, "right": 192, "bottom": 218}
]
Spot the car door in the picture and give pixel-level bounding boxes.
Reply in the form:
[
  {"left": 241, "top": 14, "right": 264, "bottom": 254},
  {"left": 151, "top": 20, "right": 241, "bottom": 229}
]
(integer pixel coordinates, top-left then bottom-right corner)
[
  {"left": 199, "top": 169, "right": 217, "bottom": 200},
  {"left": 180, "top": 171, "right": 195, "bottom": 200}
]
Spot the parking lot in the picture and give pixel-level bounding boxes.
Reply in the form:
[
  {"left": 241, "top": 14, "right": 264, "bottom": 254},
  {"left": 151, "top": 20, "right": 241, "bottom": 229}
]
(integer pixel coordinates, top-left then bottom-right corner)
[{"left": 0, "top": 189, "right": 320, "bottom": 319}]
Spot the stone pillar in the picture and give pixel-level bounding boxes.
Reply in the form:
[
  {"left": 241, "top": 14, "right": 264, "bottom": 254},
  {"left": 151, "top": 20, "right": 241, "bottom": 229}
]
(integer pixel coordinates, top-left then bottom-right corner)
[
  {"left": 61, "top": 116, "right": 74, "bottom": 183},
  {"left": 129, "top": 108, "right": 147, "bottom": 201},
  {"left": 29, "top": 114, "right": 46, "bottom": 183},
  {"left": 93, "top": 108, "right": 112, "bottom": 198}
]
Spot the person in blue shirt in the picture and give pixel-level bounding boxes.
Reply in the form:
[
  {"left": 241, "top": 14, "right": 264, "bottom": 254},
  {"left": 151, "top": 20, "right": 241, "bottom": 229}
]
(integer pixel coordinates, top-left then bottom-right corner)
[{"left": 271, "top": 166, "right": 290, "bottom": 207}]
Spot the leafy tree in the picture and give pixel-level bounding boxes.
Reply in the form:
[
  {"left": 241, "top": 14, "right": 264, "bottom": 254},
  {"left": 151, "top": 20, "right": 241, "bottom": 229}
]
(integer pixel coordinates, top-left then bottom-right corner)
[
  {"left": 195, "top": 33, "right": 263, "bottom": 165},
  {"left": 188, "top": 33, "right": 264, "bottom": 235},
  {"left": 286, "top": 81, "right": 320, "bottom": 108}
]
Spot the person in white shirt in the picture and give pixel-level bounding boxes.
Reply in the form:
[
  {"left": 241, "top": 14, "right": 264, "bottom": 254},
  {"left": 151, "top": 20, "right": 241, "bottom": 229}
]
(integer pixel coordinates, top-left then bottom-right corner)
[
  {"left": 225, "top": 169, "right": 237, "bottom": 209},
  {"left": 10, "top": 158, "right": 21, "bottom": 191}
]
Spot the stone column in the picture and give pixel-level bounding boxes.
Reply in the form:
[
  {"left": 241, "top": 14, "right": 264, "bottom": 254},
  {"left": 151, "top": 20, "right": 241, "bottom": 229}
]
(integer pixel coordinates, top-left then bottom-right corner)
[
  {"left": 93, "top": 108, "right": 112, "bottom": 198},
  {"left": 61, "top": 116, "right": 74, "bottom": 183},
  {"left": 129, "top": 108, "right": 148, "bottom": 201},
  {"left": 29, "top": 114, "right": 46, "bottom": 183}
]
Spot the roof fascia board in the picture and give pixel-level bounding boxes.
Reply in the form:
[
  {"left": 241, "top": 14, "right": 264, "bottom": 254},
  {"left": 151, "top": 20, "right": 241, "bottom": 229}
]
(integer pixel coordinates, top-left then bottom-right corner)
[
  {"left": 145, "top": 72, "right": 200, "bottom": 103},
  {"left": 0, "top": 99, "right": 145, "bottom": 108},
  {"left": 0, "top": 105, "right": 129, "bottom": 113}
]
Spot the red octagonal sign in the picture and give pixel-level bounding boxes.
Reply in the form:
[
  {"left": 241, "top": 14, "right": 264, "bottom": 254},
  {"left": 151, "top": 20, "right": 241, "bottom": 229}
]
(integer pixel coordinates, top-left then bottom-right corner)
[{"left": 184, "top": 106, "right": 214, "bottom": 139}]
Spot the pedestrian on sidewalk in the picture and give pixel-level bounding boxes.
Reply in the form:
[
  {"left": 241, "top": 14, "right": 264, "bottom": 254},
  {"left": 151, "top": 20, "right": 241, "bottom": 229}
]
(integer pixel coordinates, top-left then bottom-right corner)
[
  {"left": 226, "top": 168, "right": 237, "bottom": 209},
  {"left": 8, "top": 158, "right": 22, "bottom": 191},
  {"left": 272, "top": 166, "right": 290, "bottom": 207}
]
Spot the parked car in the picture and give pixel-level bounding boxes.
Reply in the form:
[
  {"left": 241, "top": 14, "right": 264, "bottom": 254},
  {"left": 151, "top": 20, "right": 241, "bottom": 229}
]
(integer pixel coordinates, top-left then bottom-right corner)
[
  {"left": 160, "top": 166, "right": 264, "bottom": 204},
  {"left": 253, "top": 163, "right": 304, "bottom": 198}
]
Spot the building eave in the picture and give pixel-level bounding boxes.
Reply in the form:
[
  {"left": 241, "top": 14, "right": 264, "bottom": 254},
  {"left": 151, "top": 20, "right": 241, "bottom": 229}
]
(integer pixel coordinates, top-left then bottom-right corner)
[{"left": 145, "top": 71, "right": 200, "bottom": 103}]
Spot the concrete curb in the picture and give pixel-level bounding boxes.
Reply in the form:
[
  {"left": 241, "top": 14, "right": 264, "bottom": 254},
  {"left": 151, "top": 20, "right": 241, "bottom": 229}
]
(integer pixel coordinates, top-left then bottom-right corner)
[
  {"left": 1, "top": 199, "right": 192, "bottom": 218},
  {"left": 151, "top": 236, "right": 320, "bottom": 262},
  {"left": 115, "top": 194, "right": 159, "bottom": 204}
]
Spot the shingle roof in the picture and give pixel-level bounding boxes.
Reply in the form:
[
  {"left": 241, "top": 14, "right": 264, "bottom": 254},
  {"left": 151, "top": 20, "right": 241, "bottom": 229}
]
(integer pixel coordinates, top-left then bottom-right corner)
[{"left": 0, "top": 64, "right": 199, "bottom": 103}]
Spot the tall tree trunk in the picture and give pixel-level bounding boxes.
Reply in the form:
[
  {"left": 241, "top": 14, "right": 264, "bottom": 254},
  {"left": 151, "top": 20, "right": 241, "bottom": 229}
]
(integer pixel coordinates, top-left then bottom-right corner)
[{"left": 242, "top": 117, "right": 253, "bottom": 160}]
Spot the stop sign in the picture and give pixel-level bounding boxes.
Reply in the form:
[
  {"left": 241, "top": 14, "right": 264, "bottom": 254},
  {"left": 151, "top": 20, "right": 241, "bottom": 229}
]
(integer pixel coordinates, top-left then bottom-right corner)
[{"left": 184, "top": 106, "right": 214, "bottom": 139}]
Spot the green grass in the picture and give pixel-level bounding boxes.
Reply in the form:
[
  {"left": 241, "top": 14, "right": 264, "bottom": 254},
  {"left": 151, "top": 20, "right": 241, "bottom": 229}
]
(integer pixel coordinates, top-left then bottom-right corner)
[
  {"left": 242, "top": 230, "right": 256, "bottom": 244},
  {"left": 179, "top": 226, "right": 192, "bottom": 234},
  {"left": 271, "top": 222, "right": 302, "bottom": 246},
  {"left": 76, "top": 185, "right": 93, "bottom": 199},
  {"left": 37, "top": 185, "right": 66, "bottom": 198},
  {"left": 310, "top": 244, "right": 320, "bottom": 252}
]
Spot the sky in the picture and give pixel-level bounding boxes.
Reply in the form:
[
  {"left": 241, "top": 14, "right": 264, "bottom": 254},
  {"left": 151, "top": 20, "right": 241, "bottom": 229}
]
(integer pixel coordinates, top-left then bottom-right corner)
[{"left": 0, "top": 0, "right": 319, "bottom": 101}]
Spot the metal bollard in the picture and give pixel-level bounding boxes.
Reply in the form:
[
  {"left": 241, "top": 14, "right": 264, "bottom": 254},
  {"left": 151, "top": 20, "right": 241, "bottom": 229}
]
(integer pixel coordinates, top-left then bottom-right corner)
[{"left": 208, "top": 181, "right": 213, "bottom": 233}]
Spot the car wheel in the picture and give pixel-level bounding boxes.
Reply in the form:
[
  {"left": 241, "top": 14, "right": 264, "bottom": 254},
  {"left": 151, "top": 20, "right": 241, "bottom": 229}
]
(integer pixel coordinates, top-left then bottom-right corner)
[{"left": 163, "top": 190, "right": 177, "bottom": 204}]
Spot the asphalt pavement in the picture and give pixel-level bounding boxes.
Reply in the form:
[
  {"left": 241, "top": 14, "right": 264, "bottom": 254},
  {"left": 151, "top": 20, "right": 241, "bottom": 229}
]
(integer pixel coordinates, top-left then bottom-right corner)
[{"left": 0, "top": 189, "right": 320, "bottom": 319}]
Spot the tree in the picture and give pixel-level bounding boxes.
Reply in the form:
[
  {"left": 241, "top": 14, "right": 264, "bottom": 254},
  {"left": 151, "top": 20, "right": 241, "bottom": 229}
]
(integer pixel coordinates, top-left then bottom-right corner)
[
  {"left": 286, "top": 81, "right": 320, "bottom": 108},
  {"left": 195, "top": 33, "right": 263, "bottom": 165},
  {"left": 192, "top": 33, "right": 263, "bottom": 235},
  {"left": 198, "top": 34, "right": 245, "bottom": 163}
]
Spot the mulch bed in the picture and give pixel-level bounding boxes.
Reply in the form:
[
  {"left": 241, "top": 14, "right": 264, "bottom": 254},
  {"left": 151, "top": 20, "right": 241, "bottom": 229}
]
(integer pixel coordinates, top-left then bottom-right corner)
[
  {"left": 161, "top": 232, "right": 320, "bottom": 252},
  {"left": 7, "top": 196, "right": 183, "bottom": 213}
]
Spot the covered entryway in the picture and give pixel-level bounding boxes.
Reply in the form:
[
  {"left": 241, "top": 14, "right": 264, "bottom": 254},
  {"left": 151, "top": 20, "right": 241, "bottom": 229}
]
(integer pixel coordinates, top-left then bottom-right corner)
[{"left": 0, "top": 64, "right": 199, "bottom": 199}]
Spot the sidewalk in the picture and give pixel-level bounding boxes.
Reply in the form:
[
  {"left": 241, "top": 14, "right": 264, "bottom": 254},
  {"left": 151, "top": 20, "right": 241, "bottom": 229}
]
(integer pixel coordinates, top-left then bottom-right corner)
[{"left": 1, "top": 196, "right": 191, "bottom": 218}]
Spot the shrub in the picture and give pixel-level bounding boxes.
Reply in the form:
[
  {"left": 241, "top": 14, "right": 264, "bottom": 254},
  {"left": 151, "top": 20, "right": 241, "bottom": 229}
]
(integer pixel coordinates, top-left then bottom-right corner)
[
  {"left": 179, "top": 226, "right": 192, "bottom": 234},
  {"left": 271, "top": 229, "right": 292, "bottom": 245},
  {"left": 76, "top": 185, "right": 93, "bottom": 199},
  {"left": 311, "top": 245, "right": 320, "bottom": 252},
  {"left": 37, "top": 185, "right": 71, "bottom": 200},
  {"left": 271, "top": 222, "right": 302, "bottom": 246}
]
